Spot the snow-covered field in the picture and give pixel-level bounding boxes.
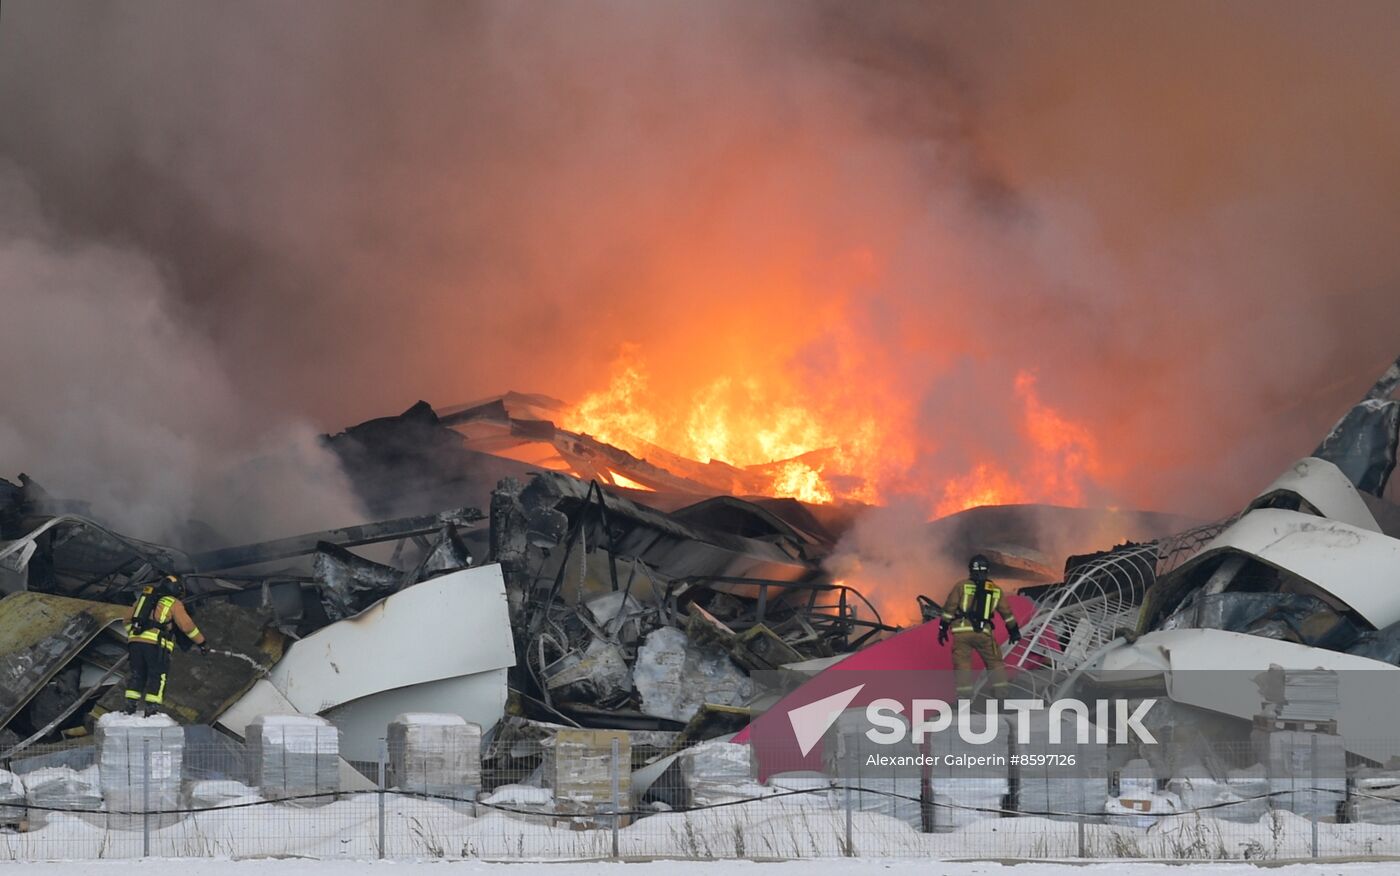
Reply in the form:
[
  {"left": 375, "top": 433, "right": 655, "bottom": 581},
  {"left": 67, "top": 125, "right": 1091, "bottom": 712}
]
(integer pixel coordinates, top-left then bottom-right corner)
[
  {"left": 4, "top": 861, "right": 1400, "bottom": 876},
  {"left": 2, "top": 791, "right": 1400, "bottom": 863}
]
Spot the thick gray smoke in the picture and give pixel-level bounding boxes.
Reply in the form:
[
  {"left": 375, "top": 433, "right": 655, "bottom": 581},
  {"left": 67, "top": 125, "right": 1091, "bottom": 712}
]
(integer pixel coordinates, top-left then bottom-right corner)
[
  {"left": 0, "top": 162, "right": 365, "bottom": 542},
  {"left": 1, "top": 0, "right": 1398, "bottom": 541}
]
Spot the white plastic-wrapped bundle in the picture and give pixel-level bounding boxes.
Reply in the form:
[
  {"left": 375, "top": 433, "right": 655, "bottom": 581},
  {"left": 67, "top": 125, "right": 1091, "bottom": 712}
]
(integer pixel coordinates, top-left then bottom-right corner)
[
  {"left": 96, "top": 712, "right": 184, "bottom": 820},
  {"left": 634, "top": 627, "right": 750, "bottom": 722},
  {"left": 1347, "top": 770, "right": 1400, "bottom": 824},
  {"left": 1012, "top": 709, "right": 1108, "bottom": 821},
  {"left": 932, "top": 777, "right": 1008, "bottom": 832},
  {"left": 387, "top": 713, "right": 481, "bottom": 800},
  {"left": 0, "top": 770, "right": 24, "bottom": 823},
  {"left": 1168, "top": 764, "right": 1270, "bottom": 823},
  {"left": 22, "top": 766, "right": 102, "bottom": 827},
  {"left": 481, "top": 784, "right": 555, "bottom": 825},
  {"left": 678, "top": 736, "right": 758, "bottom": 807},
  {"left": 246, "top": 715, "right": 340, "bottom": 804},
  {"left": 830, "top": 709, "right": 922, "bottom": 829},
  {"left": 187, "top": 780, "right": 262, "bottom": 809},
  {"left": 929, "top": 714, "right": 1010, "bottom": 832},
  {"left": 1252, "top": 730, "right": 1345, "bottom": 820}
]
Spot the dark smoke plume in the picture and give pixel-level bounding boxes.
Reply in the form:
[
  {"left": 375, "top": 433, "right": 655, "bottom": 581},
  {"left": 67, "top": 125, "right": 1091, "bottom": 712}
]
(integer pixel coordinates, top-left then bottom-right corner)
[{"left": 1, "top": 1, "right": 1398, "bottom": 541}]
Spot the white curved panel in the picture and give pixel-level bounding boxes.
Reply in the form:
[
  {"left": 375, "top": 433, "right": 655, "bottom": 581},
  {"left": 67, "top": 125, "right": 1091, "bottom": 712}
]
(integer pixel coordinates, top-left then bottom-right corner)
[
  {"left": 1250, "top": 456, "right": 1381, "bottom": 533},
  {"left": 268, "top": 564, "right": 515, "bottom": 714},
  {"left": 1194, "top": 508, "right": 1400, "bottom": 628},
  {"left": 1109, "top": 628, "right": 1400, "bottom": 763}
]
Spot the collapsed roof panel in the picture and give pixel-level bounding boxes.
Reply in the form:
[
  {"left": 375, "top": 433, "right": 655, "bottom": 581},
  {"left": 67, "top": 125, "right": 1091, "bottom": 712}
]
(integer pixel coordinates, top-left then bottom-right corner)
[
  {"left": 1160, "top": 508, "right": 1400, "bottom": 630},
  {"left": 264, "top": 564, "right": 515, "bottom": 715},
  {"left": 1312, "top": 355, "right": 1400, "bottom": 497},
  {"left": 669, "top": 496, "right": 829, "bottom": 547},
  {"left": 325, "top": 400, "right": 543, "bottom": 520},
  {"left": 1159, "top": 591, "right": 1362, "bottom": 651},
  {"left": 0, "top": 514, "right": 184, "bottom": 591},
  {"left": 529, "top": 473, "right": 819, "bottom": 587},
  {"left": 1249, "top": 456, "right": 1383, "bottom": 533},
  {"left": 187, "top": 507, "right": 483, "bottom": 574},
  {"left": 0, "top": 592, "right": 127, "bottom": 728},
  {"left": 444, "top": 399, "right": 728, "bottom": 496}
]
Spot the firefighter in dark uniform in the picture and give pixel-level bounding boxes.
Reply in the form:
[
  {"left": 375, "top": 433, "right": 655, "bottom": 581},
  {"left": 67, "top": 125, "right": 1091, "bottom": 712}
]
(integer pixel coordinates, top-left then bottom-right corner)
[
  {"left": 938, "top": 554, "right": 1021, "bottom": 700},
  {"left": 122, "top": 574, "right": 208, "bottom": 715}
]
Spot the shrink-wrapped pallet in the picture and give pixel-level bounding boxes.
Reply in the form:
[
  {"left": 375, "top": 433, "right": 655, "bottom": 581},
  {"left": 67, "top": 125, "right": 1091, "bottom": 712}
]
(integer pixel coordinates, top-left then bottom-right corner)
[
  {"left": 1011, "top": 709, "right": 1108, "bottom": 822},
  {"left": 543, "top": 728, "right": 629, "bottom": 813},
  {"left": 1347, "top": 770, "right": 1400, "bottom": 824},
  {"left": 0, "top": 770, "right": 24, "bottom": 824},
  {"left": 679, "top": 736, "right": 760, "bottom": 807},
  {"left": 1252, "top": 729, "right": 1345, "bottom": 820},
  {"left": 245, "top": 715, "right": 340, "bottom": 804},
  {"left": 928, "top": 714, "right": 1011, "bottom": 832},
  {"left": 388, "top": 713, "right": 481, "bottom": 800},
  {"left": 96, "top": 713, "right": 184, "bottom": 826},
  {"left": 22, "top": 766, "right": 102, "bottom": 827},
  {"left": 188, "top": 780, "right": 262, "bottom": 809},
  {"left": 1168, "top": 764, "right": 1270, "bottom": 823}
]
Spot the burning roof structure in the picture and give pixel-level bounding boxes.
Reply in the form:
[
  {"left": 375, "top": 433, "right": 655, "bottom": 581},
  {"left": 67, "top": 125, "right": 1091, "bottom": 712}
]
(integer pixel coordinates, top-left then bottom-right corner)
[{"left": 0, "top": 353, "right": 1397, "bottom": 795}]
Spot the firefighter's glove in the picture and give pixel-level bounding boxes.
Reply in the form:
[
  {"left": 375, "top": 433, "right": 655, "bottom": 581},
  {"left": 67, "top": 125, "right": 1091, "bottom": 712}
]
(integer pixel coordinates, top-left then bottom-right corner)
[
  {"left": 937, "top": 621, "right": 949, "bottom": 646},
  {"left": 198, "top": 644, "right": 210, "bottom": 656},
  {"left": 1007, "top": 625, "right": 1022, "bottom": 645}
]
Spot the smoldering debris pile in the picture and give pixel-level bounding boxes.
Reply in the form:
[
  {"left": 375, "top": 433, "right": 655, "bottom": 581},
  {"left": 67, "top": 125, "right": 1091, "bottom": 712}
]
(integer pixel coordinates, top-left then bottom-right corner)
[
  {"left": 0, "top": 354, "right": 1396, "bottom": 836},
  {"left": 0, "top": 389, "right": 908, "bottom": 772}
]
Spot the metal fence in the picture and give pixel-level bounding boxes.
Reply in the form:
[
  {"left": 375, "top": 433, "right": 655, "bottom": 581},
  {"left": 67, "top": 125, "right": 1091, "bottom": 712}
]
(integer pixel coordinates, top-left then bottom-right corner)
[{"left": 2, "top": 729, "right": 1400, "bottom": 862}]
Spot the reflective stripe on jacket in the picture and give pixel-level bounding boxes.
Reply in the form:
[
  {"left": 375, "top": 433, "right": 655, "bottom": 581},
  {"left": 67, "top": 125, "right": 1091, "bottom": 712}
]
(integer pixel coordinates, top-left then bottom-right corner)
[
  {"left": 128, "top": 595, "right": 177, "bottom": 650},
  {"left": 940, "top": 579, "right": 1012, "bottom": 634}
]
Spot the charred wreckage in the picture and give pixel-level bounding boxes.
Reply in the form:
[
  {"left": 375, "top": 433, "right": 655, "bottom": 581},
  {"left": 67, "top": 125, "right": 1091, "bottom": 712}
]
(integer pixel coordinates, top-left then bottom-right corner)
[{"left": 0, "top": 355, "right": 1398, "bottom": 817}]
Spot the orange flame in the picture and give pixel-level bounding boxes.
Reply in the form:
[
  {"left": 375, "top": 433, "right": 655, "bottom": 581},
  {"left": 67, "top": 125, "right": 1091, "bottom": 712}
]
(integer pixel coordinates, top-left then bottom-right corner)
[
  {"left": 934, "top": 463, "right": 1029, "bottom": 518},
  {"left": 606, "top": 470, "right": 655, "bottom": 492},
  {"left": 564, "top": 349, "right": 1103, "bottom": 518}
]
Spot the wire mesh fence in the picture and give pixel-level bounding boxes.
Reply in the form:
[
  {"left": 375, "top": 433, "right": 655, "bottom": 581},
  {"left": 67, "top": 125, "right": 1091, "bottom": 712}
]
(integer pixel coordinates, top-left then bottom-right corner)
[{"left": 2, "top": 724, "right": 1400, "bottom": 862}]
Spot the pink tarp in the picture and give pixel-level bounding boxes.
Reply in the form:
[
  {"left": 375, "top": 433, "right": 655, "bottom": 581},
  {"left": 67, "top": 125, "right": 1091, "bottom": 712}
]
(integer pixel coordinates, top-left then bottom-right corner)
[{"left": 734, "top": 595, "right": 1046, "bottom": 778}]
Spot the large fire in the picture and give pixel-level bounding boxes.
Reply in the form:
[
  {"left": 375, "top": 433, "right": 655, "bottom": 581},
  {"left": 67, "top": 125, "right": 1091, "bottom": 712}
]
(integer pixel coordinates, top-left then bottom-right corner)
[{"left": 562, "top": 349, "right": 1104, "bottom": 519}]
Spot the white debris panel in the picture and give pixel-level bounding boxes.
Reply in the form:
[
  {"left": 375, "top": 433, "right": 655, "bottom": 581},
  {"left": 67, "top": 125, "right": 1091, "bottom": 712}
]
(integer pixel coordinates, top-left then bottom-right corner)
[
  {"left": 1249, "top": 456, "right": 1384, "bottom": 533},
  {"left": 267, "top": 564, "right": 515, "bottom": 714},
  {"left": 1181, "top": 508, "right": 1400, "bottom": 628}
]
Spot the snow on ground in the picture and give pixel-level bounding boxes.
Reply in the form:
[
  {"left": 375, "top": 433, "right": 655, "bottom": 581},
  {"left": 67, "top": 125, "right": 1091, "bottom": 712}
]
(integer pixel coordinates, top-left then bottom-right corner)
[
  {"left": 2, "top": 790, "right": 1400, "bottom": 863},
  {"left": 3, "top": 860, "right": 1400, "bottom": 876}
]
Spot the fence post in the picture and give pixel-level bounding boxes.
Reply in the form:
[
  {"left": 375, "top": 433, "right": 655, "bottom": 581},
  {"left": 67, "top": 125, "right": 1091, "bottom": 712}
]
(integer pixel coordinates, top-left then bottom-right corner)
[
  {"left": 1310, "top": 734, "right": 1319, "bottom": 859},
  {"left": 1076, "top": 742, "right": 1086, "bottom": 859},
  {"left": 141, "top": 737, "right": 151, "bottom": 857},
  {"left": 378, "top": 740, "right": 388, "bottom": 860},
  {"left": 610, "top": 736, "right": 621, "bottom": 860},
  {"left": 828, "top": 722, "right": 851, "bottom": 850}
]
